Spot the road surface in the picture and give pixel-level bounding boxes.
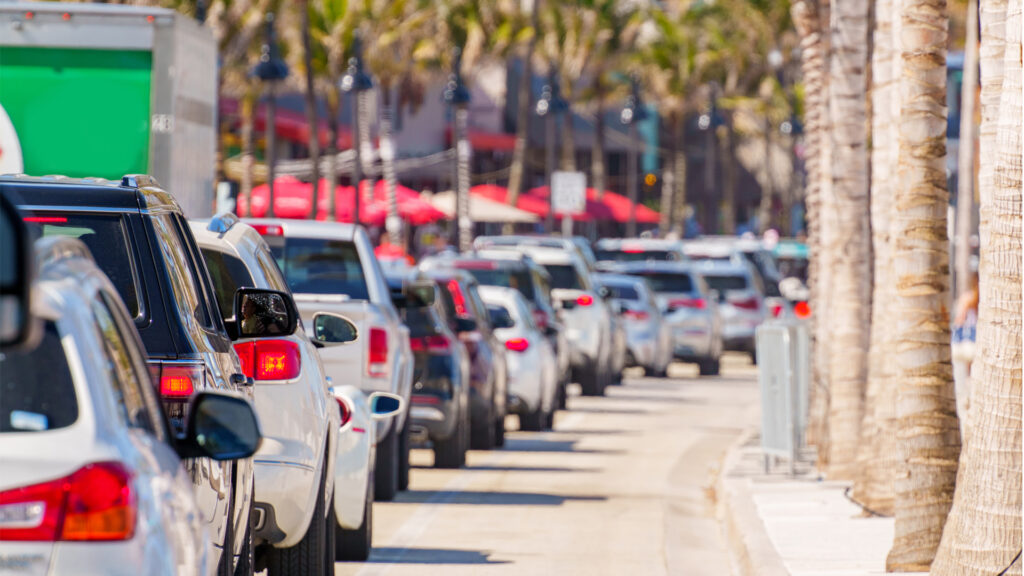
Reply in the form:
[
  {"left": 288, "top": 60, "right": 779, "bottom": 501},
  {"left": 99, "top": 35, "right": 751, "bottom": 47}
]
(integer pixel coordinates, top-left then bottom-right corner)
[{"left": 336, "top": 355, "right": 759, "bottom": 576}]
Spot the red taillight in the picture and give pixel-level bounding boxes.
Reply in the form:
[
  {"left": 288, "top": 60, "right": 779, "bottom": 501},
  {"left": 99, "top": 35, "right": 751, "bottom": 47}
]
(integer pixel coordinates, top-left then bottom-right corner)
[
  {"left": 730, "top": 297, "right": 760, "bottom": 311},
  {"left": 623, "top": 309, "right": 650, "bottom": 320},
  {"left": 771, "top": 303, "right": 784, "bottom": 317},
  {"left": 410, "top": 334, "right": 451, "bottom": 355},
  {"left": 61, "top": 12, "right": 71, "bottom": 21},
  {"left": 795, "top": 301, "right": 811, "bottom": 318},
  {"left": 505, "top": 338, "right": 529, "bottom": 352},
  {"left": 335, "top": 397, "right": 352, "bottom": 427},
  {"left": 576, "top": 294, "right": 594, "bottom": 307},
  {"left": 158, "top": 364, "right": 203, "bottom": 398},
  {"left": 234, "top": 340, "right": 301, "bottom": 380},
  {"left": 669, "top": 298, "right": 706, "bottom": 311},
  {"left": 412, "top": 394, "right": 441, "bottom": 405},
  {"left": 24, "top": 11, "right": 34, "bottom": 19},
  {"left": 23, "top": 216, "right": 68, "bottom": 224},
  {"left": 447, "top": 280, "right": 467, "bottom": 316},
  {"left": 0, "top": 462, "right": 135, "bottom": 542},
  {"left": 622, "top": 246, "right": 645, "bottom": 253},
  {"left": 234, "top": 342, "right": 255, "bottom": 378},
  {"left": 252, "top": 224, "right": 284, "bottom": 236},
  {"left": 368, "top": 328, "right": 388, "bottom": 377}
]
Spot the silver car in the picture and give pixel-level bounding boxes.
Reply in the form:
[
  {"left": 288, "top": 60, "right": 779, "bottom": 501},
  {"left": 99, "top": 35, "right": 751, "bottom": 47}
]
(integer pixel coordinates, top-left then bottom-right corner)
[
  {"left": 592, "top": 273, "right": 672, "bottom": 377},
  {"left": 609, "top": 262, "right": 724, "bottom": 376},
  {"left": 693, "top": 260, "right": 768, "bottom": 362},
  {"left": 593, "top": 238, "right": 689, "bottom": 268}
]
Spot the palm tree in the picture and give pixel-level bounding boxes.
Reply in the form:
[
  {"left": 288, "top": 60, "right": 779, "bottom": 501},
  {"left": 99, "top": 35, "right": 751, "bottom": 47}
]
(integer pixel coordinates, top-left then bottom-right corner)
[
  {"left": 299, "top": 0, "right": 322, "bottom": 219},
  {"left": 931, "top": 0, "right": 1021, "bottom": 571},
  {"left": 884, "top": 0, "right": 961, "bottom": 567}
]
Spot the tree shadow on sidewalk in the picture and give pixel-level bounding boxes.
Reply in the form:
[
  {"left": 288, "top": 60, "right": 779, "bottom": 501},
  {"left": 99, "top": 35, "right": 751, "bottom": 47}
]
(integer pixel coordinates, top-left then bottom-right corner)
[{"left": 363, "top": 547, "right": 510, "bottom": 565}]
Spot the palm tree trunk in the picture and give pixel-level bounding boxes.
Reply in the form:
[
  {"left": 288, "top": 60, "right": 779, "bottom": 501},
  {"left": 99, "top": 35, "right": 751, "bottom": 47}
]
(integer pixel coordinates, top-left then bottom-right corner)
[
  {"left": 718, "top": 118, "right": 737, "bottom": 234},
  {"left": 592, "top": 82, "right": 607, "bottom": 199},
  {"left": 660, "top": 117, "right": 675, "bottom": 236},
  {"left": 325, "top": 85, "right": 341, "bottom": 221},
  {"left": 380, "top": 86, "right": 401, "bottom": 245},
  {"left": 561, "top": 106, "right": 577, "bottom": 171},
  {"left": 758, "top": 111, "right": 773, "bottom": 233},
  {"left": 824, "top": 0, "right": 870, "bottom": 480},
  {"left": 852, "top": 0, "right": 899, "bottom": 514},
  {"left": 301, "top": 0, "right": 321, "bottom": 220},
  {"left": 506, "top": 58, "right": 533, "bottom": 208},
  {"left": 885, "top": 0, "right": 961, "bottom": 568},
  {"left": 931, "top": 0, "right": 1021, "bottom": 572},
  {"left": 671, "top": 119, "right": 687, "bottom": 238}
]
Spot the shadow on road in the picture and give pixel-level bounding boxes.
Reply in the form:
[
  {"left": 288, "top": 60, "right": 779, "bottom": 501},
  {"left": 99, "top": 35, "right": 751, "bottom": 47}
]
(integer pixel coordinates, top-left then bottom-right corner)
[
  {"left": 565, "top": 406, "right": 655, "bottom": 415},
  {"left": 602, "top": 393, "right": 710, "bottom": 405},
  {"left": 499, "top": 436, "right": 625, "bottom": 454},
  {"left": 363, "top": 547, "right": 510, "bottom": 565},
  {"left": 395, "top": 490, "right": 607, "bottom": 506}
]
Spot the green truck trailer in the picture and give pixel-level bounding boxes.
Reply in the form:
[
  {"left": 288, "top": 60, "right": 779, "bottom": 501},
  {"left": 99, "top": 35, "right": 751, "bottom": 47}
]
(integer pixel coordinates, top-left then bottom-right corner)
[{"left": 0, "top": 2, "right": 216, "bottom": 217}]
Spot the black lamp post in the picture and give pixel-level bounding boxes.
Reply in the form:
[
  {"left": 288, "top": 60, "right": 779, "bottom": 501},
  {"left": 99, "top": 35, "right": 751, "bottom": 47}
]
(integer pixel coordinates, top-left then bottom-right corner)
[
  {"left": 444, "top": 48, "right": 472, "bottom": 250},
  {"left": 251, "top": 13, "right": 289, "bottom": 218},
  {"left": 536, "top": 69, "right": 568, "bottom": 234},
  {"left": 620, "top": 77, "right": 648, "bottom": 237},
  {"left": 340, "top": 34, "right": 373, "bottom": 225}
]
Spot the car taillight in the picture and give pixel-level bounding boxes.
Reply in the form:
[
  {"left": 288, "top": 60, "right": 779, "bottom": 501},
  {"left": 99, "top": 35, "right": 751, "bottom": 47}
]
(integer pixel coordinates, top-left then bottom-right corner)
[
  {"left": 576, "top": 294, "right": 594, "bottom": 307},
  {"left": 730, "top": 297, "right": 760, "bottom": 311},
  {"left": 251, "top": 224, "right": 283, "bottom": 236},
  {"left": 623, "top": 309, "right": 650, "bottom": 320},
  {"left": 152, "top": 364, "right": 204, "bottom": 399},
  {"left": 447, "top": 280, "right": 467, "bottom": 316},
  {"left": 335, "top": 397, "right": 352, "bottom": 427},
  {"left": 0, "top": 462, "right": 135, "bottom": 542},
  {"left": 669, "top": 298, "right": 706, "bottom": 311},
  {"left": 410, "top": 335, "right": 451, "bottom": 354},
  {"left": 368, "top": 328, "right": 388, "bottom": 377},
  {"left": 505, "top": 338, "right": 529, "bottom": 352},
  {"left": 23, "top": 216, "right": 68, "bottom": 224},
  {"left": 771, "top": 303, "right": 784, "bottom": 317},
  {"left": 412, "top": 394, "right": 441, "bottom": 405},
  {"left": 234, "top": 340, "right": 301, "bottom": 380},
  {"left": 794, "top": 301, "right": 811, "bottom": 318}
]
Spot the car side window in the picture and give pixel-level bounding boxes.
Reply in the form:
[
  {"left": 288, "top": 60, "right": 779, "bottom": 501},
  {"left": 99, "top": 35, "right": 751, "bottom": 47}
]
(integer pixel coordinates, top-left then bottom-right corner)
[
  {"left": 172, "top": 215, "right": 222, "bottom": 331},
  {"left": 91, "top": 293, "right": 158, "bottom": 437},
  {"left": 256, "top": 247, "right": 290, "bottom": 293},
  {"left": 152, "top": 215, "right": 213, "bottom": 331}
]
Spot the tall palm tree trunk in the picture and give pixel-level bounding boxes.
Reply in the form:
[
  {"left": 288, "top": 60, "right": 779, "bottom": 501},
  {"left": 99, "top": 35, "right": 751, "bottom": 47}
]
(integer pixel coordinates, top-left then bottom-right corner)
[
  {"left": 380, "top": 86, "right": 401, "bottom": 245},
  {"left": 240, "top": 90, "right": 256, "bottom": 216},
  {"left": 592, "top": 82, "right": 607, "bottom": 199},
  {"left": 931, "top": 0, "right": 1021, "bottom": 572},
  {"left": 852, "top": 0, "right": 899, "bottom": 514},
  {"left": 301, "top": 0, "right": 321, "bottom": 220},
  {"left": 660, "top": 115, "right": 676, "bottom": 235},
  {"left": 885, "top": 0, "right": 961, "bottom": 567},
  {"left": 718, "top": 117, "right": 737, "bottom": 234},
  {"left": 507, "top": 3, "right": 539, "bottom": 210},
  {"left": 824, "top": 0, "right": 871, "bottom": 480}
]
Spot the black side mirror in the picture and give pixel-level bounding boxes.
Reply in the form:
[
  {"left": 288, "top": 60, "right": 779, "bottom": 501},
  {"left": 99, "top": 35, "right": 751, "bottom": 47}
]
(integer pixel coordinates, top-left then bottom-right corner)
[
  {"left": 231, "top": 288, "right": 299, "bottom": 339},
  {"left": 177, "top": 392, "right": 262, "bottom": 461},
  {"left": 454, "top": 316, "right": 478, "bottom": 333},
  {"left": 487, "top": 306, "right": 515, "bottom": 329},
  {"left": 0, "top": 193, "right": 39, "bottom": 350},
  {"left": 312, "top": 313, "right": 359, "bottom": 347}
]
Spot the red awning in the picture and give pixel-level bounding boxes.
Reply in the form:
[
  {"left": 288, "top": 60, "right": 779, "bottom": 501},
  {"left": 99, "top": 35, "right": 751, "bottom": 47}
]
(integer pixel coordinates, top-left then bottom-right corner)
[
  {"left": 524, "top": 186, "right": 617, "bottom": 221},
  {"left": 470, "top": 184, "right": 594, "bottom": 221}
]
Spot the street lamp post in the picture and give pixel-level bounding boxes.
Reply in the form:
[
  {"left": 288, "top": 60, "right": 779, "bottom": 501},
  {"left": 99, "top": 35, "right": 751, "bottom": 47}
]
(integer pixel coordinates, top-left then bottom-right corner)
[
  {"left": 341, "top": 34, "right": 373, "bottom": 226},
  {"left": 536, "top": 70, "right": 567, "bottom": 234},
  {"left": 620, "top": 77, "right": 648, "bottom": 238},
  {"left": 251, "top": 13, "right": 289, "bottom": 219},
  {"left": 444, "top": 48, "right": 472, "bottom": 251}
]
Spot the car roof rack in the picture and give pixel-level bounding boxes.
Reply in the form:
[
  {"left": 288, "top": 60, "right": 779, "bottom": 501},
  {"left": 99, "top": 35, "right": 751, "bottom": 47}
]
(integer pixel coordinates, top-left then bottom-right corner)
[{"left": 121, "top": 174, "right": 162, "bottom": 189}]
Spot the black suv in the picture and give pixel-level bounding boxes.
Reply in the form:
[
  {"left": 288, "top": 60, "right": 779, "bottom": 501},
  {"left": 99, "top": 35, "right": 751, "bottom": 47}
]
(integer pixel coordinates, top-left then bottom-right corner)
[{"left": 2, "top": 175, "right": 295, "bottom": 576}]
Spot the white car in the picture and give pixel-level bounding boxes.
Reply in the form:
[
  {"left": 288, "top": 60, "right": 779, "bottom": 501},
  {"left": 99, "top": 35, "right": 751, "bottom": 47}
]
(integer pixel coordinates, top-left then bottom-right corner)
[
  {"left": 190, "top": 216, "right": 339, "bottom": 574},
  {"left": 246, "top": 219, "right": 415, "bottom": 501},
  {"left": 593, "top": 273, "right": 673, "bottom": 377},
  {"left": 0, "top": 236, "right": 261, "bottom": 576},
  {"left": 478, "top": 286, "right": 559, "bottom": 431}
]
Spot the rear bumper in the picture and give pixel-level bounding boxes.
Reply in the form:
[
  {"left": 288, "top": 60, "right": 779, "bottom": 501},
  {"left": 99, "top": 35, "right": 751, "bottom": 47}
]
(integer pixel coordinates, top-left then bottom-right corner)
[
  {"left": 253, "top": 459, "right": 318, "bottom": 548},
  {"left": 506, "top": 368, "right": 543, "bottom": 414},
  {"left": 410, "top": 395, "right": 459, "bottom": 442},
  {"left": 671, "top": 323, "right": 715, "bottom": 359},
  {"left": 625, "top": 332, "right": 659, "bottom": 368}
]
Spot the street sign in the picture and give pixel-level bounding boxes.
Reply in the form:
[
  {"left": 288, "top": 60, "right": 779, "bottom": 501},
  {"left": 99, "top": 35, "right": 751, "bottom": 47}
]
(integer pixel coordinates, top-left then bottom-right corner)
[{"left": 551, "top": 171, "right": 586, "bottom": 215}]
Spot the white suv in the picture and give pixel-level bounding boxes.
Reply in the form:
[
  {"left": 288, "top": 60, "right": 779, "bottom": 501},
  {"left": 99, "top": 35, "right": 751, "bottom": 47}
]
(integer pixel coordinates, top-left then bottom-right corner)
[{"left": 190, "top": 216, "right": 340, "bottom": 575}]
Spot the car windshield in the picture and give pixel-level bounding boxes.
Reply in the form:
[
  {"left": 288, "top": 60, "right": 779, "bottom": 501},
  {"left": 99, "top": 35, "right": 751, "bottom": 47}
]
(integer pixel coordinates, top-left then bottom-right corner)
[
  {"left": 704, "top": 274, "right": 748, "bottom": 292},
  {"left": 32, "top": 214, "right": 140, "bottom": 318},
  {"left": 604, "top": 284, "right": 640, "bottom": 300},
  {"left": 201, "top": 248, "right": 256, "bottom": 319},
  {"left": 634, "top": 272, "right": 694, "bottom": 294},
  {"left": 595, "top": 249, "right": 678, "bottom": 262},
  {"left": 271, "top": 238, "right": 370, "bottom": 299},
  {"left": 543, "top": 264, "right": 583, "bottom": 290},
  {"left": 463, "top": 267, "right": 537, "bottom": 301},
  {"left": 0, "top": 321, "right": 78, "bottom": 433}
]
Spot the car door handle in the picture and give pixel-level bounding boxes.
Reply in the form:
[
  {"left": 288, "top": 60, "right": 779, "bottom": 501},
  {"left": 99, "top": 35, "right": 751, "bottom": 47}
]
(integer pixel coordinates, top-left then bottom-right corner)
[{"left": 230, "top": 373, "right": 253, "bottom": 387}]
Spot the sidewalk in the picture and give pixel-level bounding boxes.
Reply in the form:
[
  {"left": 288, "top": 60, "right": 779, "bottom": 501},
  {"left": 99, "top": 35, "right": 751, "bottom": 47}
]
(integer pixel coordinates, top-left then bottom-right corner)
[{"left": 718, "top": 432, "right": 924, "bottom": 576}]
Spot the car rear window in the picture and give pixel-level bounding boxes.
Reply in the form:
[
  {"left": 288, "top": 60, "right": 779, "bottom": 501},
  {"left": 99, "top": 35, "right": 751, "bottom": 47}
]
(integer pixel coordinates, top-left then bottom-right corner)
[
  {"left": 704, "top": 274, "right": 748, "bottom": 292},
  {"left": 595, "top": 249, "right": 678, "bottom": 262},
  {"left": 634, "top": 272, "right": 694, "bottom": 294},
  {"left": 271, "top": 238, "right": 370, "bottom": 299},
  {"left": 0, "top": 322, "right": 78, "bottom": 433},
  {"left": 605, "top": 284, "right": 640, "bottom": 300},
  {"left": 202, "top": 248, "right": 256, "bottom": 319},
  {"left": 33, "top": 215, "right": 140, "bottom": 318},
  {"left": 463, "top": 267, "right": 537, "bottom": 301},
  {"left": 543, "top": 265, "right": 583, "bottom": 290}
]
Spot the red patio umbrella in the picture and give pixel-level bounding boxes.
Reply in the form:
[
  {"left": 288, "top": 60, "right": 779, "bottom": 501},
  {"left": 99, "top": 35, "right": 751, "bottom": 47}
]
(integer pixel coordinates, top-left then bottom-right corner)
[
  {"left": 591, "top": 189, "right": 661, "bottom": 224},
  {"left": 471, "top": 184, "right": 594, "bottom": 221},
  {"left": 240, "top": 175, "right": 312, "bottom": 219}
]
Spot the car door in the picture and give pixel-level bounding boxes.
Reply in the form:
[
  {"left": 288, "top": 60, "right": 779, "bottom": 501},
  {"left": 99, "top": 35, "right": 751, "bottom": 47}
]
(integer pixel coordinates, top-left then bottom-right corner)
[{"left": 90, "top": 289, "right": 207, "bottom": 574}]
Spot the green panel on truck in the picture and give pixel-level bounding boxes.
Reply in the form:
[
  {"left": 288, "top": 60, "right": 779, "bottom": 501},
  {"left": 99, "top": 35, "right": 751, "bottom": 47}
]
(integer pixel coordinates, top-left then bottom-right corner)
[{"left": 0, "top": 47, "right": 152, "bottom": 179}]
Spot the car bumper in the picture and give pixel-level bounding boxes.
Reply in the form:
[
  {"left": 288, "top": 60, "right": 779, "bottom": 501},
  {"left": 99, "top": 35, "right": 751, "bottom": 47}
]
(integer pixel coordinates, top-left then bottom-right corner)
[
  {"left": 410, "top": 394, "right": 458, "bottom": 442},
  {"left": 625, "top": 330, "right": 659, "bottom": 368},
  {"left": 253, "top": 459, "right": 318, "bottom": 548},
  {"left": 506, "top": 366, "right": 543, "bottom": 414},
  {"left": 671, "top": 322, "right": 715, "bottom": 359}
]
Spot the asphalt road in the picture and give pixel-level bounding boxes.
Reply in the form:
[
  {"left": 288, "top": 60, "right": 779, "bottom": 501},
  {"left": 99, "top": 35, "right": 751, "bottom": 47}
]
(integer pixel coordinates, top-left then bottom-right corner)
[{"left": 335, "top": 354, "right": 760, "bottom": 576}]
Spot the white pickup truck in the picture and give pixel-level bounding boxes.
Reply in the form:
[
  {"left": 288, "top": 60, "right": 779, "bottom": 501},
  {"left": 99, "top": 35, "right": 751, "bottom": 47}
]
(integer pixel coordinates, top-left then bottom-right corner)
[{"left": 245, "top": 219, "right": 414, "bottom": 501}]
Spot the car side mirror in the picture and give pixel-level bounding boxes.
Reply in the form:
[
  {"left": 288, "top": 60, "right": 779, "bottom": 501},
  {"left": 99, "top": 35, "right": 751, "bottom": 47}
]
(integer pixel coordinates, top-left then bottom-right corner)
[
  {"left": 311, "top": 313, "right": 359, "bottom": 347},
  {"left": 368, "top": 392, "right": 404, "bottom": 421},
  {"left": 231, "top": 288, "right": 298, "bottom": 339},
  {"left": 454, "top": 316, "right": 478, "bottom": 333},
  {"left": 487, "top": 306, "right": 515, "bottom": 329},
  {"left": 177, "top": 392, "right": 262, "bottom": 461},
  {"left": 0, "top": 193, "right": 39, "bottom": 350}
]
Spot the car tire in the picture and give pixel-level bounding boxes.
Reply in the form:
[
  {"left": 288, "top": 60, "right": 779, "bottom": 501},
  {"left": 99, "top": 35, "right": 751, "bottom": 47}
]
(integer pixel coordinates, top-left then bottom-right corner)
[
  {"left": 494, "top": 410, "right": 506, "bottom": 447},
  {"left": 397, "top": 422, "right": 410, "bottom": 491},
  {"left": 644, "top": 365, "right": 668, "bottom": 378},
  {"left": 266, "top": 469, "right": 326, "bottom": 576},
  {"left": 699, "top": 358, "right": 721, "bottom": 376},
  {"left": 519, "top": 406, "right": 545, "bottom": 432},
  {"left": 324, "top": 494, "right": 336, "bottom": 572},
  {"left": 374, "top": 429, "right": 400, "bottom": 502},
  {"left": 557, "top": 382, "right": 568, "bottom": 410},
  {"left": 218, "top": 464, "right": 238, "bottom": 576},
  {"left": 434, "top": 412, "right": 466, "bottom": 469},
  {"left": 470, "top": 404, "right": 496, "bottom": 450},
  {"left": 544, "top": 407, "right": 555, "bottom": 430},
  {"left": 336, "top": 473, "right": 373, "bottom": 561},
  {"left": 749, "top": 348, "right": 758, "bottom": 365},
  {"left": 235, "top": 502, "right": 254, "bottom": 576},
  {"left": 580, "top": 365, "right": 603, "bottom": 396}
]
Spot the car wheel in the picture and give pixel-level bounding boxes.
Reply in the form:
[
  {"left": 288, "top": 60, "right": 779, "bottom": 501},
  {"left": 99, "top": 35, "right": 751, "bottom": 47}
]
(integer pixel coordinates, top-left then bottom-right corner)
[
  {"left": 434, "top": 412, "right": 465, "bottom": 469},
  {"left": 579, "top": 365, "right": 603, "bottom": 396},
  {"left": 494, "top": 410, "right": 506, "bottom": 447},
  {"left": 557, "top": 382, "right": 568, "bottom": 410},
  {"left": 749, "top": 347, "right": 758, "bottom": 365},
  {"left": 520, "top": 405, "right": 545, "bottom": 431},
  {"left": 644, "top": 365, "right": 667, "bottom": 378},
  {"left": 374, "top": 428, "right": 400, "bottom": 502},
  {"left": 266, "top": 469, "right": 326, "bottom": 576},
  {"left": 235, "top": 502, "right": 254, "bottom": 576},
  {"left": 324, "top": 495, "right": 336, "bottom": 573},
  {"left": 397, "top": 422, "right": 410, "bottom": 491},
  {"left": 470, "top": 404, "right": 496, "bottom": 450},
  {"left": 544, "top": 407, "right": 555, "bottom": 430},
  {"left": 336, "top": 474, "right": 373, "bottom": 561},
  {"left": 699, "top": 358, "right": 721, "bottom": 376}
]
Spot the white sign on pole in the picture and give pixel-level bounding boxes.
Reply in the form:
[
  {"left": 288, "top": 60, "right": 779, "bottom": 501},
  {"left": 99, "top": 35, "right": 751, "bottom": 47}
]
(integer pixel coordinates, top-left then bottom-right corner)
[{"left": 551, "top": 171, "right": 586, "bottom": 215}]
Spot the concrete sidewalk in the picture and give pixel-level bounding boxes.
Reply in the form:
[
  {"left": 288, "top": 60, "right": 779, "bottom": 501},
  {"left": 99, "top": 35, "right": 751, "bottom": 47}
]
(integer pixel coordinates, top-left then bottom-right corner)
[{"left": 718, "top": 433, "right": 924, "bottom": 576}]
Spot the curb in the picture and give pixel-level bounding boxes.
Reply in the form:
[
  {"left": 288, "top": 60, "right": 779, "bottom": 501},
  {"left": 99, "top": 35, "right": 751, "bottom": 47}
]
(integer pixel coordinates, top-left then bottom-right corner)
[{"left": 717, "top": 428, "right": 790, "bottom": 576}]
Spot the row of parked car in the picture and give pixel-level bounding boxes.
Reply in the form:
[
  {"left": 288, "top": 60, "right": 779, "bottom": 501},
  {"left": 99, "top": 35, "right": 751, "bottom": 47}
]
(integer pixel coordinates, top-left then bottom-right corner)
[{"left": 0, "top": 173, "right": 808, "bottom": 575}]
